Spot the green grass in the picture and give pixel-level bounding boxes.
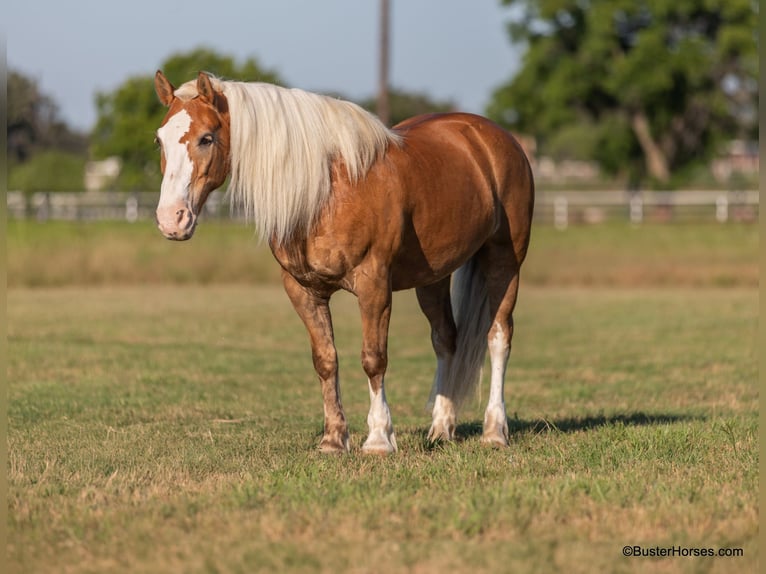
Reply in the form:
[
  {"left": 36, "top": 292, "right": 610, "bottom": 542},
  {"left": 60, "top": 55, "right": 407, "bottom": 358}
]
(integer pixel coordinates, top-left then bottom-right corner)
[{"left": 7, "top": 283, "right": 758, "bottom": 573}]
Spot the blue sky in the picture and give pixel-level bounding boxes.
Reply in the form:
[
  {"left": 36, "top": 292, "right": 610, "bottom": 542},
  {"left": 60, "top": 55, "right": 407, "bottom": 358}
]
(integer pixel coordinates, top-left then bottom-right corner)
[{"left": 6, "top": 0, "right": 523, "bottom": 131}]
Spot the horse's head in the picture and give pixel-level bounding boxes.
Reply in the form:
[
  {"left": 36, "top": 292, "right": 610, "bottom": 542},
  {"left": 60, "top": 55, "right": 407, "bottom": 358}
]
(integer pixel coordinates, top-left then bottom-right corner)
[{"left": 154, "top": 71, "right": 230, "bottom": 240}]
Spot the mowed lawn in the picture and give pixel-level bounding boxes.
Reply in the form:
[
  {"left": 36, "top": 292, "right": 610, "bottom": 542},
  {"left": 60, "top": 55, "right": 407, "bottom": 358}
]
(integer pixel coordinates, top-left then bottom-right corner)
[{"left": 6, "top": 222, "right": 759, "bottom": 573}]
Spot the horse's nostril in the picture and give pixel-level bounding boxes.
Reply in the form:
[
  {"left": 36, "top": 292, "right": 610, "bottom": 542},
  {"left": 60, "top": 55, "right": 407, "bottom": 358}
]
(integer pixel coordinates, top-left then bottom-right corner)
[{"left": 176, "top": 209, "right": 186, "bottom": 225}]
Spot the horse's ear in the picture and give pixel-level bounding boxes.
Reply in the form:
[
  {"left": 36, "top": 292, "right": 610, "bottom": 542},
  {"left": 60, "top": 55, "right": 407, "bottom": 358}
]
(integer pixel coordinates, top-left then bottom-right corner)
[
  {"left": 155, "top": 70, "right": 175, "bottom": 107},
  {"left": 197, "top": 72, "right": 217, "bottom": 104}
]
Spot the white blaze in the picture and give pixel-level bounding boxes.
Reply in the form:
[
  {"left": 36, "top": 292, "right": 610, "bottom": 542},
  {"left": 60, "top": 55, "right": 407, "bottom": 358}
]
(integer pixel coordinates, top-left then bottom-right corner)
[{"left": 157, "top": 109, "right": 193, "bottom": 208}]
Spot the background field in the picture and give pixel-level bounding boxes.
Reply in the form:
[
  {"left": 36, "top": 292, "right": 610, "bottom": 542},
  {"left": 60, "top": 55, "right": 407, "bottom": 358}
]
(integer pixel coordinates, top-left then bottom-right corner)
[
  {"left": 6, "top": 219, "right": 759, "bottom": 288},
  {"left": 6, "top": 221, "right": 759, "bottom": 573}
]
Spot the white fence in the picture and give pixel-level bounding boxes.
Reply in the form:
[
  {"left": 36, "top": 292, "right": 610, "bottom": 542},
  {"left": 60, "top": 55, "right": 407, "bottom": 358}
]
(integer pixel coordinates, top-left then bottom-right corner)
[
  {"left": 536, "top": 189, "right": 759, "bottom": 228},
  {"left": 6, "top": 189, "right": 760, "bottom": 226},
  {"left": 6, "top": 190, "right": 229, "bottom": 223}
]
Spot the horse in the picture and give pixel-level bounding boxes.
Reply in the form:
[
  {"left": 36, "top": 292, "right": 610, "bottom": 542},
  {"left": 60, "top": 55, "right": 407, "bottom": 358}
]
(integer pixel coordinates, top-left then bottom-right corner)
[{"left": 153, "top": 71, "right": 534, "bottom": 454}]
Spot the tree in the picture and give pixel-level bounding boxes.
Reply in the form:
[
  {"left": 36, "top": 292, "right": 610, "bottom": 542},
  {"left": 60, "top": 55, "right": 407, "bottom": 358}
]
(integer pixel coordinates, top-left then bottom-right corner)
[
  {"left": 9, "top": 151, "right": 87, "bottom": 192},
  {"left": 90, "top": 47, "right": 282, "bottom": 190},
  {"left": 488, "top": 0, "right": 758, "bottom": 187},
  {"left": 359, "top": 88, "right": 455, "bottom": 127},
  {"left": 8, "top": 69, "right": 87, "bottom": 164}
]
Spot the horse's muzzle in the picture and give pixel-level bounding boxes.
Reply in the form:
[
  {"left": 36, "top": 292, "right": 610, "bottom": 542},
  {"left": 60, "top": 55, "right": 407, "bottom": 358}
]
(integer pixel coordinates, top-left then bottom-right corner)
[{"left": 156, "top": 205, "right": 197, "bottom": 241}]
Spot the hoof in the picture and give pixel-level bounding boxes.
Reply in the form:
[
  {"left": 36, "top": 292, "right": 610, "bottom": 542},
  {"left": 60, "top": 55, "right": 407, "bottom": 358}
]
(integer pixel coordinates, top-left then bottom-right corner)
[
  {"left": 480, "top": 432, "right": 509, "bottom": 448},
  {"left": 427, "top": 418, "right": 456, "bottom": 443},
  {"left": 319, "top": 433, "right": 350, "bottom": 454},
  {"left": 482, "top": 410, "right": 509, "bottom": 447},
  {"left": 481, "top": 420, "right": 509, "bottom": 448},
  {"left": 362, "top": 429, "right": 397, "bottom": 454}
]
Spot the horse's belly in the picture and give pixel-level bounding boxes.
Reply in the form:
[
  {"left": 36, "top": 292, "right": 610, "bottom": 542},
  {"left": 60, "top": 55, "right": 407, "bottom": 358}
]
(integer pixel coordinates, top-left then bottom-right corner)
[
  {"left": 390, "top": 211, "right": 494, "bottom": 290},
  {"left": 390, "top": 246, "right": 481, "bottom": 290},
  {"left": 390, "top": 262, "right": 457, "bottom": 291}
]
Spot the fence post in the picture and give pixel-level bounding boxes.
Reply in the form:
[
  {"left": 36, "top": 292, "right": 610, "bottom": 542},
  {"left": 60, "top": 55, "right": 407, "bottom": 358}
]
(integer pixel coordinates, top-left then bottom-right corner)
[
  {"left": 36, "top": 193, "right": 50, "bottom": 222},
  {"left": 715, "top": 195, "right": 728, "bottom": 223},
  {"left": 126, "top": 195, "right": 139, "bottom": 223},
  {"left": 205, "top": 192, "right": 220, "bottom": 217},
  {"left": 629, "top": 194, "right": 643, "bottom": 224},
  {"left": 554, "top": 196, "right": 568, "bottom": 230}
]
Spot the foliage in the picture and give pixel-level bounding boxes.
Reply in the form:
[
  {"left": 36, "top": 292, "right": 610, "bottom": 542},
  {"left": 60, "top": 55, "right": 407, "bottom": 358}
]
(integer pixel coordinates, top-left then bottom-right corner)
[
  {"left": 8, "top": 151, "right": 87, "bottom": 193},
  {"left": 488, "top": 0, "right": 759, "bottom": 187},
  {"left": 7, "top": 69, "right": 88, "bottom": 193},
  {"left": 359, "top": 88, "right": 455, "bottom": 126},
  {"left": 90, "top": 47, "right": 282, "bottom": 191},
  {"left": 7, "top": 69, "right": 87, "bottom": 165}
]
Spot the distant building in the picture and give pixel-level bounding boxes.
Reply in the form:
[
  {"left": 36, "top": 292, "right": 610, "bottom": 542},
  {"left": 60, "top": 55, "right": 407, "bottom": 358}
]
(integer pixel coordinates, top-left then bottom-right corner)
[
  {"left": 512, "top": 134, "right": 537, "bottom": 169},
  {"left": 84, "top": 157, "right": 121, "bottom": 191},
  {"left": 536, "top": 157, "right": 601, "bottom": 183},
  {"left": 711, "top": 140, "right": 759, "bottom": 182},
  {"left": 510, "top": 134, "right": 601, "bottom": 183}
]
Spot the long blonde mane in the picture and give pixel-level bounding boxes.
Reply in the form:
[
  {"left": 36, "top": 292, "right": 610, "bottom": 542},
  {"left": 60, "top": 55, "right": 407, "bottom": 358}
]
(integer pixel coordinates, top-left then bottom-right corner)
[{"left": 175, "top": 76, "right": 401, "bottom": 244}]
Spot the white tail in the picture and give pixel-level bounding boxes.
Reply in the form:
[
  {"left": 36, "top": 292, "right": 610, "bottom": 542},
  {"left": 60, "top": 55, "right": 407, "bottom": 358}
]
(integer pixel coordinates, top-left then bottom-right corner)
[{"left": 428, "top": 256, "right": 491, "bottom": 414}]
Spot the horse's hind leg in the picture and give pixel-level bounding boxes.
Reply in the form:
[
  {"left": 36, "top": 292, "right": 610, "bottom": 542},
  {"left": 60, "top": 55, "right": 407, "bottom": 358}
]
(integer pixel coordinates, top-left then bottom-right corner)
[
  {"left": 281, "top": 271, "right": 349, "bottom": 453},
  {"left": 416, "top": 277, "right": 458, "bottom": 441},
  {"left": 479, "top": 251, "right": 521, "bottom": 447}
]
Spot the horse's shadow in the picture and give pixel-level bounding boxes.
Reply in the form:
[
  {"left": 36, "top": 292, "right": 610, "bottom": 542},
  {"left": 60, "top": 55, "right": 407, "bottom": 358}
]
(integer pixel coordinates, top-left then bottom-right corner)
[{"left": 415, "top": 412, "right": 702, "bottom": 447}]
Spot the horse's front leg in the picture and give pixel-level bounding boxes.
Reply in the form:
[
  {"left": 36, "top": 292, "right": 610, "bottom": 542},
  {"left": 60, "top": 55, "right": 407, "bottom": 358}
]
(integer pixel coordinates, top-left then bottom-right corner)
[
  {"left": 356, "top": 273, "right": 398, "bottom": 454},
  {"left": 281, "top": 271, "right": 349, "bottom": 453}
]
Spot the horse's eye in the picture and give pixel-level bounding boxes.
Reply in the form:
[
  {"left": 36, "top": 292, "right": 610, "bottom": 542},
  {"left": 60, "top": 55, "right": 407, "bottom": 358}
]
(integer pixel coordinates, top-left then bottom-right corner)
[{"left": 199, "top": 134, "right": 215, "bottom": 147}]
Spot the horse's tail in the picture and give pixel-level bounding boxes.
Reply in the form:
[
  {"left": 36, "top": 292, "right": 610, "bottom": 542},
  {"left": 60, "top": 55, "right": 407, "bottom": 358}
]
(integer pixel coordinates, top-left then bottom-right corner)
[{"left": 428, "top": 255, "right": 491, "bottom": 414}]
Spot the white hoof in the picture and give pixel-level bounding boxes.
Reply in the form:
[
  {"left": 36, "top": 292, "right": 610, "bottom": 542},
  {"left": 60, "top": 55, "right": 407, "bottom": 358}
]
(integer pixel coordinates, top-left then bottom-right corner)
[
  {"left": 482, "top": 409, "right": 509, "bottom": 447},
  {"left": 427, "top": 416, "right": 456, "bottom": 442},
  {"left": 362, "top": 428, "right": 398, "bottom": 454}
]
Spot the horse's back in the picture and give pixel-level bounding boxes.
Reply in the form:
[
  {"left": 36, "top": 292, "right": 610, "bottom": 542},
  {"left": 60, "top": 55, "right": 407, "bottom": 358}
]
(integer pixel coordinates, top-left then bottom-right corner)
[
  {"left": 381, "top": 113, "right": 534, "bottom": 288},
  {"left": 394, "top": 111, "right": 533, "bottom": 215}
]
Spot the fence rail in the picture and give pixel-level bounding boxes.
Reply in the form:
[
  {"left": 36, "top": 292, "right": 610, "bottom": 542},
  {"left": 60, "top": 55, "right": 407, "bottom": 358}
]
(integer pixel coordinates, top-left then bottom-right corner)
[
  {"left": 6, "top": 191, "right": 229, "bottom": 223},
  {"left": 536, "top": 189, "right": 759, "bottom": 228},
  {"left": 6, "top": 189, "right": 760, "bottom": 226}
]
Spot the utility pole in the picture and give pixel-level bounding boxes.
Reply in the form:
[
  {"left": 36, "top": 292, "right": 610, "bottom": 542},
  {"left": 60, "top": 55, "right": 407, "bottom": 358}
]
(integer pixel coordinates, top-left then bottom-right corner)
[{"left": 377, "top": 0, "right": 390, "bottom": 125}]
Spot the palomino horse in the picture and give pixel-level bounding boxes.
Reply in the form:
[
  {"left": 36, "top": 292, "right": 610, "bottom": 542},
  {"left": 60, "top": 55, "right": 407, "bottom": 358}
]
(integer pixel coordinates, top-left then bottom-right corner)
[{"left": 153, "top": 71, "right": 534, "bottom": 454}]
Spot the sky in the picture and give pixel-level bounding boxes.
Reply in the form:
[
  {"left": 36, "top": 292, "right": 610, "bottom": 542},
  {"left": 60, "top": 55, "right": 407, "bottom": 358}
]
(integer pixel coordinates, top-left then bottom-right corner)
[{"left": 6, "top": 0, "right": 523, "bottom": 132}]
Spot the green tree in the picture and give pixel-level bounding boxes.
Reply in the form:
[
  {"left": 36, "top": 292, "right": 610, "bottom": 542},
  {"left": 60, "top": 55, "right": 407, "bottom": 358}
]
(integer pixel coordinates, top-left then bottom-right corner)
[
  {"left": 90, "top": 47, "right": 282, "bottom": 190},
  {"left": 8, "top": 69, "right": 87, "bottom": 164},
  {"left": 9, "top": 151, "right": 87, "bottom": 192},
  {"left": 359, "top": 88, "right": 455, "bottom": 126},
  {"left": 488, "top": 0, "right": 758, "bottom": 187}
]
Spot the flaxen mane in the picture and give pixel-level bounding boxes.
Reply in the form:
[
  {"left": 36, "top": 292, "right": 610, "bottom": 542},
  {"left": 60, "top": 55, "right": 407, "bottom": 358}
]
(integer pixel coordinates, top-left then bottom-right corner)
[{"left": 175, "top": 76, "right": 401, "bottom": 243}]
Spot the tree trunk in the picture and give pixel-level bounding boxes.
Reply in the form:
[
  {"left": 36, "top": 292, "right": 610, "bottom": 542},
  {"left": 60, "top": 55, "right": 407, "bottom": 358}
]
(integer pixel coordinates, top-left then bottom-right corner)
[{"left": 631, "top": 110, "right": 670, "bottom": 184}]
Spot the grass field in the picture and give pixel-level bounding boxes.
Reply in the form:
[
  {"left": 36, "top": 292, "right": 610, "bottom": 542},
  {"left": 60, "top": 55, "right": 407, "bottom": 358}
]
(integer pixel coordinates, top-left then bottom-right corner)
[
  {"left": 6, "top": 221, "right": 760, "bottom": 573},
  {"left": 6, "top": 219, "right": 759, "bottom": 287}
]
